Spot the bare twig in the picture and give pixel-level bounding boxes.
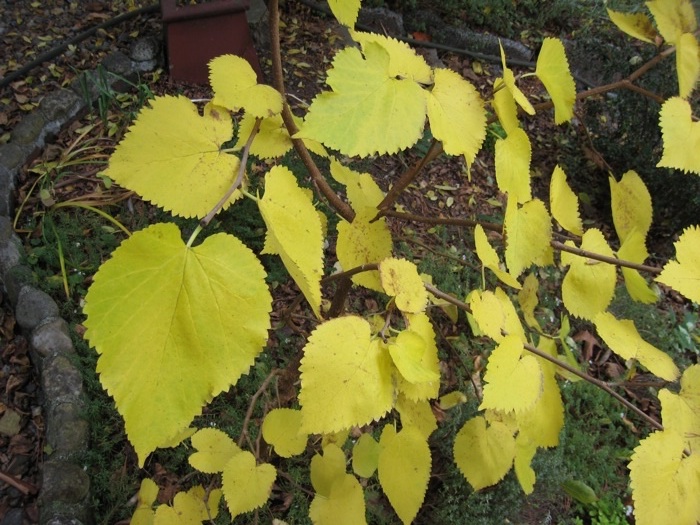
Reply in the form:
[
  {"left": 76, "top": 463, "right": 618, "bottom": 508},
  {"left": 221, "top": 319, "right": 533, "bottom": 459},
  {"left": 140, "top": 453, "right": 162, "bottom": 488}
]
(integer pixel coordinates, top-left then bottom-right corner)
[{"left": 238, "top": 369, "right": 280, "bottom": 449}]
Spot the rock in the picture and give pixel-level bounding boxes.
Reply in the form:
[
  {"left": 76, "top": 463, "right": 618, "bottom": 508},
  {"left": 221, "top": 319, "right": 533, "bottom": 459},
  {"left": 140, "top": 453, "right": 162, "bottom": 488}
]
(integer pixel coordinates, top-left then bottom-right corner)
[
  {"left": 130, "top": 37, "right": 160, "bottom": 72},
  {"left": 41, "top": 355, "right": 84, "bottom": 404},
  {"left": 30, "top": 318, "right": 74, "bottom": 358},
  {"left": 38, "top": 461, "right": 90, "bottom": 505},
  {"left": 358, "top": 7, "right": 405, "bottom": 37},
  {"left": 0, "top": 508, "right": 24, "bottom": 525},
  {"left": 247, "top": 0, "right": 270, "bottom": 52},
  {"left": 15, "top": 286, "right": 59, "bottom": 331},
  {"left": 438, "top": 26, "right": 532, "bottom": 62},
  {"left": 0, "top": 216, "right": 22, "bottom": 272},
  {"left": 10, "top": 111, "right": 46, "bottom": 148},
  {"left": 47, "top": 402, "right": 89, "bottom": 458},
  {"left": 38, "top": 90, "right": 83, "bottom": 131}
]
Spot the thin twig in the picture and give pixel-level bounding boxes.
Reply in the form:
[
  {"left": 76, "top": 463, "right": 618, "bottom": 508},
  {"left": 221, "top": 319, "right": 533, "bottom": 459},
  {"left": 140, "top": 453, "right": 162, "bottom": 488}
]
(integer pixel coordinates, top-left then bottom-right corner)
[
  {"left": 552, "top": 240, "right": 661, "bottom": 274},
  {"left": 0, "top": 470, "right": 38, "bottom": 495},
  {"left": 238, "top": 369, "right": 280, "bottom": 449}
]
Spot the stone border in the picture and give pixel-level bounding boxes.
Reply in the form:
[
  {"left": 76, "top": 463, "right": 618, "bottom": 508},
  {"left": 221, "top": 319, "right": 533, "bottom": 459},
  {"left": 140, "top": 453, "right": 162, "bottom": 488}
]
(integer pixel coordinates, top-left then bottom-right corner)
[{"left": 0, "top": 49, "right": 154, "bottom": 525}]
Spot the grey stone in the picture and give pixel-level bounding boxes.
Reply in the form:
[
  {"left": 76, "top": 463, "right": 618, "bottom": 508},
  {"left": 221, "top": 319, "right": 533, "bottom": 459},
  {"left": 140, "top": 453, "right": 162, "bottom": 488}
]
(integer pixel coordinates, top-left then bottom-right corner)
[
  {"left": 10, "top": 110, "right": 47, "bottom": 147},
  {"left": 0, "top": 508, "right": 24, "bottom": 525},
  {"left": 3, "top": 265, "right": 35, "bottom": 307},
  {"left": 47, "top": 402, "right": 89, "bottom": 457},
  {"left": 38, "top": 89, "right": 84, "bottom": 130},
  {"left": 41, "top": 507, "right": 87, "bottom": 525},
  {"left": 0, "top": 141, "right": 29, "bottom": 172},
  {"left": 0, "top": 164, "right": 16, "bottom": 217},
  {"left": 41, "top": 355, "right": 84, "bottom": 403},
  {"left": 358, "top": 7, "right": 404, "bottom": 37},
  {"left": 0, "top": 217, "right": 22, "bottom": 276},
  {"left": 31, "top": 317, "right": 74, "bottom": 358},
  {"left": 102, "top": 51, "right": 137, "bottom": 86},
  {"left": 130, "top": 37, "right": 160, "bottom": 73},
  {"left": 39, "top": 461, "right": 90, "bottom": 505},
  {"left": 438, "top": 26, "right": 532, "bottom": 62},
  {"left": 248, "top": 0, "right": 270, "bottom": 51},
  {"left": 15, "top": 286, "right": 59, "bottom": 330}
]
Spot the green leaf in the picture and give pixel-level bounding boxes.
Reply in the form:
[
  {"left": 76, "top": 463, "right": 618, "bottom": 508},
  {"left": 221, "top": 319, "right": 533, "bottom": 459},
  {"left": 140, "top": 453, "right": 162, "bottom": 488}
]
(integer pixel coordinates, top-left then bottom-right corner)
[
  {"left": 105, "top": 96, "right": 240, "bottom": 219},
  {"left": 299, "top": 316, "right": 394, "bottom": 434},
  {"left": 656, "top": 225, "right": 700, "bottom": 302},
  {"left": 262, "top": 408, "right": 308, "bottom": 458},
  {"left": 259, "top": 166, "right": 324, "bottom": 318},
  {"left": 221, "top": 452, "right": 276, "bottom": 519},
  {"left": 84, "top": 223, "right": 271, "bottom": 465},
  {"left": 562, "top": 479, "right": 599, "bottom": 504},
  {"left": 535, "top": 38, "right": 576, "bottom": 124}
]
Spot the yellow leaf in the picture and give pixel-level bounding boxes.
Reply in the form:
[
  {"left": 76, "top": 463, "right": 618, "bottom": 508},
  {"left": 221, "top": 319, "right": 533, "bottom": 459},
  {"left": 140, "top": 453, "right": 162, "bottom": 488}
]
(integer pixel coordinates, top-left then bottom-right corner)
[
  {"left": 330, "top": 159, "right": 385, "bottom": 213},
  {"left": 336, "top": 210, "right": 393, "bottom": 292},
  {"left": 352, "top": 433, "right": 380, "bottom": 478},
  {"left": 657, "top": 97, "right": 700, "bottom": 174},
  {"left": 550, "top": 165, "right": 583, "bottom": 236},
  {"left": 518, "top": 272, "right": 541, "bottom": 331},
  {"left": 209, "top": 54, "right": 282, "bottom": 117},
  {"left": 629, "top": 429, "right": 700, "bottom": 525},
  {"left": 618, "top": 231, "right": 658, "bottom": 304},
  {"left": 594, "top": 312, "right": 680, "bottom": 381},
  {"left": 474, "top": 225, "right": 522, "bottom": 289},
  {"left": 453, "top": 415, "right": 515, "bottom": 490},
  {"left": 189, "top": 428, "right": 242, "bottom": 474},
  {"left": 296, "top": 43, "right": 427, "bottom": 157},
  {"left": 84, "top": 224, "right": 271, "bottom": 466},
  {"left": 105, "top": 96, "right": 240, "bottom": 219},
  {"left": 351, "top": 31, "right": 432, "bottom": 84},
  {"left": 299, "top": 316, "right": 394, "bottom": 434},
  {"left": 322, "top": 429, "right": 350, "bottom": 449},
  {"left": 309, "top": 473, "right": 367, "bottom": 525},
  {"left": 262, "top": 408, "right": 308, "bottom": 458},
  {"left": 646, "top": 0, "right": 697, "bottom": 44},
  {"left": 480, "top": 335, "right": 543, "bottom": 413},
  {"left": 235, "top": 113, "right": 291, "bottom": 159},
  {"left": 311, "top": 444, "right": 347, "bottom": 496},
  {"left": 504, "top": 197, "right": 553, "bottom": 277},
  {"left": 677, "top": 32, "right": 700, "bottom": 98},
  {"left": 154, "top": 486, "right": 222, "bottom": 524},
  {"left": 427, "top": 67, "right": 486, "bottom": 163},
  {"left": 610, "top": 170, "right": 652, "bottom": 243},
  {"left": 395, "top": 395, "right": 438, "bottom": 439},
  {"left": 395, "top": 313, "right": 441, "bottom": 402},
  {"left": 561, "top": 229, "right": 616, "bottom": 320},
  {"left": 606, "top": 8, "right": 659, "bottom": 42},
  {"left": 492, "top": 77, "right": 520, "bottom": 135},
  {"left": 378, "top": 425, "right": 431, "bottom": 524},
  {"left": 221, "top": 452, "right": 276, "bottom": 518},
  {"left": 389, "top": 330, "right": 440, "bottom": 384},
  {"left": 379, "top": 258, "right": 428, "bottom": 313},
  {"left": 514, "top": 434, "right": 537, "bottom": 494},
  {"left": 438, "top": 390, "right": 468, "bottom": 410},
  {"left": 495, "top": 128, "right": 532, "bottom": 203},
  {"left": 500, "top": 42, "right": 535, "bottom": 114},
  {"left": 657, "top": 225, "right": 700, "bottom": 302},
  {"left": 469, "top": 288, "right": 526, "bottom": 343},
  {"left": 131, "top": 478, "right": 158, "bottom": 525},
  {"left": 421, "top": 273, "right": 459, "bottom": 322},
  {"left": 535, "top": 38, "right": 576, "bottom": 124},
  {"left": 660, "top": 364, "right": 700, "bottom": 451},
  {"left": 259, "top": 166, "right": 324, "bottom": 318},
  {"left": 328, "top": 0, "right": 361, "bottom": 27}
]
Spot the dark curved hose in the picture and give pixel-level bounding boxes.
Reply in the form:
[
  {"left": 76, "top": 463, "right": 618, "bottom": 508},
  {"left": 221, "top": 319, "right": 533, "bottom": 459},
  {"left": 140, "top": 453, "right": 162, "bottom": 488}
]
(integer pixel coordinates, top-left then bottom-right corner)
[{"left": 0, "top": 4, "right": 159, "bottom": 91}]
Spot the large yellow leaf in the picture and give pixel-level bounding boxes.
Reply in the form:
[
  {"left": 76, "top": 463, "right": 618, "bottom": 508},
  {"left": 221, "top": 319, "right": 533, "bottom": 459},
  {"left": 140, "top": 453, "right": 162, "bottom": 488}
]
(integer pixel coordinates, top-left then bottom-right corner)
[
  {"left": 516, "top": 357, "right": 564, "bottom": 448},
  {"left": 492, "top": 77, "right": 520, "bottom": 134},
  {"left": 657, "top": 97, "right": 700, "bottom": 174},
  {"left": 296, "top": 43, "right": 427, "bottom": 157},
  {"left": 330, "top": 159, "right": 385, "bottom": 214},
  {"left": 500, "top": 42, "right": 535, "bottom": 115},
  {"left": 378, "top": 425, "right": 431, "bottom": 524},
  {"left": 395, "top": 313, "right": 441, "bottom": 402},
  {"left": 504, "top": 198, "right": 553, "bottom": 277},
  {"left": 610, "top": 170, "right": 652, "bottom": 243},
  {"left": 83, "top": 224, "right": 271, "bottom": 466},
  {"left": 427, "top": 67, "right": 486, "bottom": 163},
  {"left": 189, "top": 428, "right": 243, "bottom": 474},
  {"left": 259, "top": 166, "right": 324, "bottom": 318},
  {"left": 299, "top": 316, "right": 394, "bottom": 434},
  {"left": 262, "top": 408, "right": 308, "bottom": 458},
  {"left": 105, "top": 96, "right": 240, "bottom": 219},
  {"left": 395, "top": 395, "right": 438, "bottom": 439},
  {"left": 594, "top": 312, "right": 679, "bottom": 381},
  {"left": 379, "top": 257, "right": 428, "bottom": 313},
  {"left": 328, "top": 0, "right": 361, "bottom": 27},
  {"left": 352, "top": 433, "right": 380, "bottom": 478},
  {"left": 606, "top": 8, "right": 659, "bottom": 42},
  {"left": 221, "top": 451, "right": 276, "bottom": 518},
  {"left": 657, "top": 225, "right": 700, "bottom": 302},
  {"left": 677, "top": 32, "right": 700, "bottom": 98},
  {"left": 309, "top": 473, "right": 367, "bottom": 525},
  {"left": 474, "top": 224, "right": 522, "bottom": 289},
  {"left": 629, "top": 429, "right": 700, "bottom": 525},
  {"left": 550, "top": 165, "right": 583, "bottom": 236},
  {"left": 646, "top": 0, "right": 697, "bottom": 44},
  {"left": 495, "top": 128, "right": 532, "bottom": 203},
  {"left": 561, "top": 229, "right": 616, "bottom": 320},
  {"left": 336, "top": 210, "right": 393, "bottom": 292},
  {"left": 454, "top": 415, "right": 515, "bottom": 490},
  {"left": 660, "top": 364, "right": 700, "bottom": 451},
  {"left": 469, "top": 288, "right": 526, "bottom": 343},
  {"left": 388, "top": 330, "right": 440, "bottom": 384},
  {"left": 234, "top": 114, "right": 328, "bottom": 159},
  {"left": 535, "top": 38, "right": 576, "bottom": 124},
  {"left": 480, "top": 335, "right": 543, "bottom": 413},
  {"left": 351, "top": 31, "right": 432, "bottom": 84},
  {"left": 209, "top": 55, "right": 282, "bottom": 118}
]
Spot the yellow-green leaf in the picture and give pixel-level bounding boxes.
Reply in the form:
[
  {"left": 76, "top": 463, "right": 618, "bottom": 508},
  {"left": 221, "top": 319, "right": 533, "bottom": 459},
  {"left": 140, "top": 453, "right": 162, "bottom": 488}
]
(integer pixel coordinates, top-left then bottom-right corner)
[
  {"left": 610, "top": 170, "right": 652, "bottom": 243},
  {"left": 660, "top": 364, "right": 700, "bottom": 451},
  {"left": 629, "top": 429, "right": 700, "bottom": 525},
  {"left": 594, "top": 312, "right": 680, "bottom": 381},
  {"left": 518, "top": 272, "right": 541, "bottom": 331},
  {"left": 561, "top": 229, "right": 616, "bottom": 320},
  {"left": 105, "top": 96, "right": 240, "bottom": 219},
  {"left": 221, "top": 452, "right": 276, "bottom": 518},
  {"left": 504, "top": 197, "right": 553, "bottom": 277},
  {"left": 454, "top": 415, "right": 515, "bottom": 490},
  {"left": 439, "top": 391, "right": 468, "bottom": 410},
  {"left": 500, "top": 42, "right": 535, "bottom": 114},
  {"left": 378, "top": 425, "right": 431, "bottom": 524},
  {"left": 259, "top": 166, "right": 324, "bottom": 318},
  {"left": 646, "top": 0, "right": 697, "bottom": 44},
  {"left": 657, "top": 97, "right": 700, "bottom": 174},
  {"left": 495, "top": 128, "right": 532, "bottom": 203},
  {"left": 427, "top": 67, "right": 486, "bottom": 163},
  {"left": 131, "top": 478, "right": 158, "bottom": 525},
  {"left": 656, "top": 225, "right": 700, "bottom": 302},
  {"left": 550, "top": 165, "right": 583, "bottom": 236},
  {"left": 84, "top": 224, "right": 271, "bottom": 466},
  {"left": 514, "top": 434, "right": 537, "bottom": 494},
  {"left": 296, "top": 43, "right": 427, "bottom": 157},
  {"left": 676, "top": 32, "right": 700, "bottom": 98},
  {"left": 189, "top": 428, "right": 242, "bottom": 474},
  {"left": 474, "top": 225, "right": 522, "bottom": 289},
  {"left": 395, "top": 313, "right": 441, "bottom": 402},
  {"left": 309, "top": 473, "right": 367, "bottom": 525},
  {"left": 234, "top": 113, "right": 290, "bottom": 159},
  {"left": 389, "top": 330, "right": 440, "bottom": 384},
  {"left": 535, "top": 38, "right": 576, "bottom": 124},
  {"left": 618, "top": 231, "right": 657, "bottom": 304},
  {"left": 154, "top": 486, "right": 222, "bottom": 525},
  {"left": 311, "top": 444, "right": 347, "bottom": 496},
  {"left": 262, "top": 408, "right": 308, "bottom": 458},
  {"left": 351, "top": 31, "right": 432, "bottom": 84},
  {"left": 480, "top": 335, "right": 543, "bottom": 413},
  {"left": 492, "top": 77, "right": 520, "bottom": 134},
  {"left": 379, "top": 258, "right": 428, "bottom": 314},
  {"left": 606, "top": 8, "right": 658, "bottom": 43},
  {"left": 299, "top": 316, "right": 394, "bottom": 434},
  {"left": 395, "top": 395, "right": 438, "bottom": 439},
  {"left": 330, "top": 159, "right": 385, "bottom": 213},
  {"left": 352, "top": 433, "right": 380, "bottom": 478},
  {"left": 469, "top": 288, "right": 526, "bottom": 343},
  {"left": 328, "top": 0, "right": 361, "bottom": 27},
  {"left": 210, "top": 54, "right": 282, "bottom": 117}
]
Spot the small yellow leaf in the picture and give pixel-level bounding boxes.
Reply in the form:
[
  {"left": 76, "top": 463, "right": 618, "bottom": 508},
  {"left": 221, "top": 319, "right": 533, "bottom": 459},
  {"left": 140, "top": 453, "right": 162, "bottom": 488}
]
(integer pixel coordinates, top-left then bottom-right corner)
[
  {"left": 656, "top": 225, "right": 700, "bottom": 302},
  {"left": 594, "top": 312, "right": 680, "bottom": 381},
  {"left": 378, "top": 425, "right": 431, "bottom": 524},
  {"left": 518, "top": 272, "right": 541, "bottom": 331},
  {"left": 389, "top": 330, "right": 440, "bottom": 384},
  {"left": 352, "top": 433, "right": 380, "bottom": 478},
  {"left": 474, "top": 225, "right": 522, "bottom": 289},
  {"left": 330, "top": 159, "right": 385, "bottom": 213},
  {"left": 469, "top": 288, "right": 526, "bottom": 343},
  {"left": 504, "top": 197, "right": 553, "bottom": 277},
  {"left": 606, "top": 8, "right": 658, "bottom": 43},
  {"left": 550, "top": 165, "right": 583, "bottom": 236},
  {"left": 395, "top": 313, "right": 441, "bottom": 402},
  {"left": 657, "top": 97, "right": 700, "bottom": 174},
  {"left": 610, "top": 170, "right": 652, "bottom": 243},
  {"left": 676, "top": 32, "right": 700, "bottom": 98},
  {"left": 235, "top": 113, "right": 291, "bottom": 159},
  {"left": 618, "top": 231, "right": 657, "bottom": 304},
  {"left": 395, "top": 395, "right": 438, "bottom": 439},
  {"left": 309, "top": 473, "right": 367, "bottom": 525},
  {"left": 379, "top": 258, "right": 428, "bottom": 313},
  {"left": 454, "top": 415, "right": 515, "bottom": 490},
  {"left": 189, "top": 428, "right": 242, "bottom": 474},
  {"left": 311, "top": 444, "right": 347, "bottom": 496},
  {"left": 210, "top": 55, "right": 282, "bottom": 117},
  {"left": 535, "top": 38, "right": 576, "bottom": 124},
  {"left": 500, "top": 42, "right": 535, "bottom": 114},
  {"left": 646, "top": 0, "right": 697, "bottom": 44},
  {"left": 495, "top": 128, "right": 532, "bottom": 203},
  {"left": 492, "top": 77, "right": 520, "bottom": 134},
  {"left": 328, "top": 0, "right": 361, "bottom": 27},
  {"left": 439, "top": 391, "right": 468, "bottom": 410},
  {"left": 131, "top": 478, "right": 158, "bottom": 525},
  {"left": 262, "top": 408, "right": 308, "bottom": 458},
  {"left": 514, "top": 434, "right": 537, "bottom": 494},
  {"left": 154, "top": 486, "right": 222, "bottom": 524},
  {"left": 221, "top": 452, "right": 276, "bottom": 518}
]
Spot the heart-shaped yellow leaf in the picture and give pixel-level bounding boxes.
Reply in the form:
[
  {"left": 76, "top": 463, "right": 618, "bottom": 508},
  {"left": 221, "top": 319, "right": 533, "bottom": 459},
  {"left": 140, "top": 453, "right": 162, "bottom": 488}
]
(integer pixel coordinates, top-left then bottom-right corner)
[
  {"left": 657, "top": 97, "right": 700, "bottom": 174},
  {"left": 222, "top": 452, "right": 276, "bottom": 518},
  {"left": 189, "top": 428, "right": 242, "bottom": 474}
]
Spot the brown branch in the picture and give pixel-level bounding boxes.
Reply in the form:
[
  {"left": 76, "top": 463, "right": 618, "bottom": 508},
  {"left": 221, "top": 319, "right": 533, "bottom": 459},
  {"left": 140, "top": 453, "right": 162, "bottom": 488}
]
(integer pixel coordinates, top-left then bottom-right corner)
[
  {"left": 0, "top": 470, "right": 38, "bottom": 495},
  {"left": 269, "top": 0, "right": 354, "bottom": 222},
  {"left": 552, "top": 240, "right": 662, "bottom": 274},
  {"left": 238, "top": 369, "right": 280, "bottom": 449}
]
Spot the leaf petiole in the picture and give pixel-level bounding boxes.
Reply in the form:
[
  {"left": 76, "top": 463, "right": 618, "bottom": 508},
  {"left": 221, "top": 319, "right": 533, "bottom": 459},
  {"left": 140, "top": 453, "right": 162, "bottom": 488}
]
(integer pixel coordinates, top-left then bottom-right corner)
[{"left": 186, "top": 224, "right": 203, "bottom": 248}]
